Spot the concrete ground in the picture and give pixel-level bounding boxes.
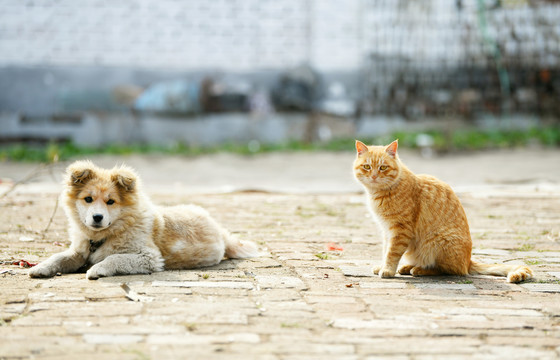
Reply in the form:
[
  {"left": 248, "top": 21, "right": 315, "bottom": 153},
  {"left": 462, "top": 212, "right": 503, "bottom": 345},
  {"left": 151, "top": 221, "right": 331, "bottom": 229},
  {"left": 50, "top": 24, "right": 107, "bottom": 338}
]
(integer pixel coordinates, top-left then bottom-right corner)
[{"left": 1, "top": 149, "right": 560, "bottom": 359}]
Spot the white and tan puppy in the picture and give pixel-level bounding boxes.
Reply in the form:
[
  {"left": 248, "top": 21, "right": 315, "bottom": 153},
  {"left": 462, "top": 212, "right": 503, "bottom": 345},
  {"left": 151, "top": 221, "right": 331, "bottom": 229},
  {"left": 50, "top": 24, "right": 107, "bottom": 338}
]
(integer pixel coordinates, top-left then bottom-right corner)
[{"left": 29, "top": 160, "right": 259, "bottom": 280}]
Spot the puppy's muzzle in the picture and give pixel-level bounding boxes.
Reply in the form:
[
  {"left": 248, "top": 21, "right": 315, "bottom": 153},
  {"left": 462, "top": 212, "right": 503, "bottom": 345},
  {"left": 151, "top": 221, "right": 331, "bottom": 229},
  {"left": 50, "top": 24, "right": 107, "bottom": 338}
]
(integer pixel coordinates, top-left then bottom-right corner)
[{"left": 93, "top": 214, "right": 104, "bottom": 224}]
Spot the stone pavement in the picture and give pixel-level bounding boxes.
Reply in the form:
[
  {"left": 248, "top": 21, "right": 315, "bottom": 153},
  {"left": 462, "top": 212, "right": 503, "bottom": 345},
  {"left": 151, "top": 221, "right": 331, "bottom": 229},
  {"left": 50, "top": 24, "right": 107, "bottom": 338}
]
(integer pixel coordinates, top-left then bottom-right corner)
[
  {"left": 2, "top": 149, "right": 560, "bottom": 359},
  {"left": 1, "top": 184, "right": 560, "bottom": 360}
]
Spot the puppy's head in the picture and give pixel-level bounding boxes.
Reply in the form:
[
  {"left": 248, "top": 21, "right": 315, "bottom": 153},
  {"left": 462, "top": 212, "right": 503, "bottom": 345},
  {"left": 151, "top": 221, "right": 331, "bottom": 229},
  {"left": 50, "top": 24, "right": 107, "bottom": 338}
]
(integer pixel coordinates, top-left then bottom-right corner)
[{"left": 65, "top": 161, "right": 139, "bottom": 232}]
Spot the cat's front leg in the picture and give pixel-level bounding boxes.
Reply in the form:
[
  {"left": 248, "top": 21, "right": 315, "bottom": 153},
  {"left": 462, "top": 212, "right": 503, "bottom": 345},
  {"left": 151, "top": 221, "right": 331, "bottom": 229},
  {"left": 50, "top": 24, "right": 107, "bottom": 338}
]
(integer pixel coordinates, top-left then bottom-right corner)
[
  {"left": 372, "top": 237, "right": 389, "bottom": 275},
  {"left": 379, "top": 234, "right": 410, "bottom": 278}
]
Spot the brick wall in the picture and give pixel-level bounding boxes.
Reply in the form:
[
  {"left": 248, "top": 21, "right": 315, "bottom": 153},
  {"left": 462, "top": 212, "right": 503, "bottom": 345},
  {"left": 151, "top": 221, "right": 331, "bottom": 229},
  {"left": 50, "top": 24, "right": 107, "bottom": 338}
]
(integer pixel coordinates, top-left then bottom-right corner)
[
  {"left": 0, "top": 0, "right": 362, "bottom": 71},
  {"left": 1, "top": 1, "right": 559, "bottom": 71}
]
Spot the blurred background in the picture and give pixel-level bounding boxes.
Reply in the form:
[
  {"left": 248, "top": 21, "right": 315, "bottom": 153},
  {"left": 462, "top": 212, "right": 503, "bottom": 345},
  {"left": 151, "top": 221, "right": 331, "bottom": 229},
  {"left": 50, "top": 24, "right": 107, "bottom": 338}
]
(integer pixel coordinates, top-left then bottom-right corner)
[{"left": 0, "top": 0, "right": 559, "bottom": 161}]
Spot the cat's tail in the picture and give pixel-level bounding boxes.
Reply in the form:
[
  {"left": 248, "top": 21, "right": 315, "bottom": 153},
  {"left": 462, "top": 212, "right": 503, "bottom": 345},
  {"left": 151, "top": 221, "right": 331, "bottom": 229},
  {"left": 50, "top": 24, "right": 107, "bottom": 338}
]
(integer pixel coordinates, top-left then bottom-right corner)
[
  {"left": 224, "top": 233, "right": 260, "bottom": 259},
  {"left": 468, "top": 260, "right": 533, "bottom": 283}
]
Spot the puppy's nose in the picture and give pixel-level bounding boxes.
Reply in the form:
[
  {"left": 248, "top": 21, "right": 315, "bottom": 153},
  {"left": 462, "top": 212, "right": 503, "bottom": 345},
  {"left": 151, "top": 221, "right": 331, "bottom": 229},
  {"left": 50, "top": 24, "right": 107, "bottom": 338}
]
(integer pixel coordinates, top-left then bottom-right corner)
[{"left": 93, "top": 214, "right": 104, "bottom": 223}]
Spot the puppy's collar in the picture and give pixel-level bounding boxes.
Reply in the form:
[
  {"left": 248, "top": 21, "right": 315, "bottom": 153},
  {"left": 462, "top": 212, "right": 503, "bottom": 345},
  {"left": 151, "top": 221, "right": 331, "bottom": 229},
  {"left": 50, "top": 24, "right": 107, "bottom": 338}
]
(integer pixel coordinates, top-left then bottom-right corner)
[{"left": 89, "top": 238, "right": 106, "bottom": 253}]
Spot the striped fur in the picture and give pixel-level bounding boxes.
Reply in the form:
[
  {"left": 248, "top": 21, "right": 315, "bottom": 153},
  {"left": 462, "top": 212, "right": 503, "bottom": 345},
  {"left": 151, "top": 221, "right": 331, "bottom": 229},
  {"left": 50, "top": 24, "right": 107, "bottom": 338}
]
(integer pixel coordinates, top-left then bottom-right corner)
[{"left": 353, "top": 140, "right": 532, "bottom": 283}]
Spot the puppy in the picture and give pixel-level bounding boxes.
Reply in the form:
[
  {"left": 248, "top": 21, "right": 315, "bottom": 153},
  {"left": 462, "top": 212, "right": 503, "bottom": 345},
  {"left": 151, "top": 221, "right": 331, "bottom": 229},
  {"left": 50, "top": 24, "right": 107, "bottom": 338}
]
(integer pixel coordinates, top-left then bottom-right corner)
[{"left": 29, "top": 160, "right": 259, "bottom": 280}]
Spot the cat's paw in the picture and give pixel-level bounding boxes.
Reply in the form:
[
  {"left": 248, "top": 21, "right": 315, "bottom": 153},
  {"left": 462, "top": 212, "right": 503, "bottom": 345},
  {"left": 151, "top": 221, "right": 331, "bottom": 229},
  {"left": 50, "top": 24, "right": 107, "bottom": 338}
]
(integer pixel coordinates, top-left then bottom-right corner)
[
  {"left": 379, "top": 266, "right": 396, "bottom": 278},
  {"left": 507, "top": 266, "right": 533, "bottom": 283},
  {"left": 398, "top": 265, "right": 414, "bottom": 275},
  {"left": 372, "top": 265, "right": 381, "bottom": 275}
]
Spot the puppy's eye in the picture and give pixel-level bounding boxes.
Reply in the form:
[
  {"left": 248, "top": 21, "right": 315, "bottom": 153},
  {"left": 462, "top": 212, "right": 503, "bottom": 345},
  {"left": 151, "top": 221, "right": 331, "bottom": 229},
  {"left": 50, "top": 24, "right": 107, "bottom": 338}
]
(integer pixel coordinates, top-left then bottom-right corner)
[
  {"left": 106, "top": 199, "right": 115, "bottom": 205},
  {"left": 379, "top": 165, "right": 388, "bottom": 171},
  {"left": 84, "top": 196, "right": 93, "bottom": 203},
  {"left": 362, "top": 164, "right": 371, "bottom": 170}
]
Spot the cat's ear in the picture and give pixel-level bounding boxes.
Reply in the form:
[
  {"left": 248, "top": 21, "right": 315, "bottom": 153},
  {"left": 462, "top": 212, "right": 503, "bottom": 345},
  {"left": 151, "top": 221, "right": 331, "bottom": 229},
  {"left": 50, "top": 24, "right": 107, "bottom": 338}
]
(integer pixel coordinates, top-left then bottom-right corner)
[
  {"left": 355, "top": 140, "right": 369, "bottom": 156},
  {"left": 385, "top": 140, "right": 398, "bottom": 158}
]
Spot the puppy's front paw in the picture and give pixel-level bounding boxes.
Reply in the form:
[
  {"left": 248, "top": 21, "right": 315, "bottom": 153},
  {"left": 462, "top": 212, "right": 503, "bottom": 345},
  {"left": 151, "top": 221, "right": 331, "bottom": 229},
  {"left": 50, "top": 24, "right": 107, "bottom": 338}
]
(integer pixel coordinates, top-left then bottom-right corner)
[
  {"left": 29, "top": 263, "right": 57, "bottom": 278},
  {"left": 378, "top": 266, "right": 396, "bottom": 279},
  {"left": 86, "top": 264, "right": 110, "bottom": 280}
]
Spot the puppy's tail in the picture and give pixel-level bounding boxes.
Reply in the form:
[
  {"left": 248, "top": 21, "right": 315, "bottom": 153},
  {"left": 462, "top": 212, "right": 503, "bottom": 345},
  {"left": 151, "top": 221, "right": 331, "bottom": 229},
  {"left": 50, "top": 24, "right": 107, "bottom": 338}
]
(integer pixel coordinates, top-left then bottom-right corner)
[
  {"left": 224, "top": 233, "right": 260, "bottom": 259},
  {"left": 468, "top": 260, "right": 533, "bottom": 283}
]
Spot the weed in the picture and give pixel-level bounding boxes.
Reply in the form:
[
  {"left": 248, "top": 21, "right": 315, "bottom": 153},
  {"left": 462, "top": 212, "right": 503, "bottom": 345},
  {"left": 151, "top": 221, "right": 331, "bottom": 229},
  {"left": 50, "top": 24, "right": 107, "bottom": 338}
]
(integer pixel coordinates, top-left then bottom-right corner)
[
  {"left": 183, "top": 322, "right": 197, "bottom": 331},
  {"left": 124, "top": 349, "right": 151, "bottom": 360},
  {"left": 280, "top": 322, "right": 300, "bottom": 328},
  {"left": 315, "top": 253, "right": 329, "bottom": 260},
  {"left": 530, "top": 278, "right": 560, "bottom": 285},
  {"left": 524, "top": 259, "right": 541, "bottom": 265},
  {"left": 456, "top": 279, "right": 474, "bottom": 284},
  {"left": 2, "top": 126, "right": 560, "bottom": 162},
  {"left": 295, "top": 207, "right": 313, "bottom": 218},
  {"left": 516, "top": 243, "right": 535, "bottom": 252},
  {"left": 201, "top": 273, "right": 210, "bottom": 280}
]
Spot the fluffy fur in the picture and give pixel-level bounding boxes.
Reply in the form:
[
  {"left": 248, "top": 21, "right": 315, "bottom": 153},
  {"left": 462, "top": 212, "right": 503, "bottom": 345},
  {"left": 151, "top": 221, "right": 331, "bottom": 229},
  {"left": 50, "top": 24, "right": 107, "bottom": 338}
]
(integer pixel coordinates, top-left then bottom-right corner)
[
  {"left": 353, "top": 140, "right": 532, "bottom": 283},
  {"left": 29, "top": 160, "right": 259, "bottom": 280}
]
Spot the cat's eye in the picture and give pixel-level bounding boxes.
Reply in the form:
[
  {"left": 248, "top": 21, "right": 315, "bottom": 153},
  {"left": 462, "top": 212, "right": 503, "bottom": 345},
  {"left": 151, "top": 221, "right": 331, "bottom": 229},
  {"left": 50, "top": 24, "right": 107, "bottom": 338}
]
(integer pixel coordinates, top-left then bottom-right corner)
[
  {"left": 84, "top": 196, "right": 93, "bottom": 203},
  {"left": 106, "top": 199, "right": 115, "bottom": 205},
  {"left": 379, "top": 165, "right": 388, "bottom": 171},
  {"left": 362, "top": 164, "right": 371, "bottom": 170}
]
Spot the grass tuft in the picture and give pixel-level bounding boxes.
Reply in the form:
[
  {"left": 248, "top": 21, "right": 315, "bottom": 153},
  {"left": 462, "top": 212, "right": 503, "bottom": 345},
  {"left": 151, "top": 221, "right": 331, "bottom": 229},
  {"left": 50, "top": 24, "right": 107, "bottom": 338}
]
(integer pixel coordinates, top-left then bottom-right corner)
[{"left": 1, "top": 126, "right": 559, "bottom": 162}]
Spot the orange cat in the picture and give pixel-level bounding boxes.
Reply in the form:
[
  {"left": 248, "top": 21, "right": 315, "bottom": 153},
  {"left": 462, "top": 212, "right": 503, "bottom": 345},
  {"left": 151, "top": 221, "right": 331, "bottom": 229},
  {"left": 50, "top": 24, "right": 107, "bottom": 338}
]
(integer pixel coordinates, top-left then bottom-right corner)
[{"left": 353, "top": 139, "right": 532, "bottom": 283}]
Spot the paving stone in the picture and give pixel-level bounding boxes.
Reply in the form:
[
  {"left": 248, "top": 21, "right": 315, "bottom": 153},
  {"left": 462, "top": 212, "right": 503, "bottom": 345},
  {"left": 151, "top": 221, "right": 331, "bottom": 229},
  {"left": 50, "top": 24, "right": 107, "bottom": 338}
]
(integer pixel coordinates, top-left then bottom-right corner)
[
  {"left": 147, "top": 332, "right": 260, "bottom": 345},
  {"left": 429, "top": 307, "right": 543, "bottom": 317},
  {"left": 151, "top": 280, "right": 253, "bottom": 289},
  {"left": 284, "top": 356, "right": 357, "bottom": 360},
  {"left": 255, "top": 275, "right": 307, "bottom": 289},
  {"left": 332, "top": 318, "right": 429, "bottom": 330},
  {"left": 516, "top": 251, "right": 560, "bottom": 258},
  {"left": 228, "top": 342, "right": 356, "bottom": 355},
  {"left": 326, "top": 259, "right": 375, "bottom": 266},
  {"left": 479, "top": 345, "right": 558, "bottom": 359},
  {"left": 339, "top": 265, "right": 375, "bottom": 277},
  {"left": 360, "top": 282, "right": 408, "bottom": 289},
  {"left": 304, "top": 295, "right": 358, "bottom": 304},
  {"left": 67, "top": 324, "right": 186, "bottom": 336},
  {"left": 253, "top": 288, "right": 302, "bottom": 302},
  {"left": 414, "top": 283, "right": 477, "bottom": 290},
  {"left": 519, "top": 283, "right": 560, "bottom": 293},
  {"left": 2, "top": 189, "right": 560, "bottom": 359},
  {"left": 82, "top": 333, "right": 144, "bottom": 344},
  {"left": 472, "top": 248, "right": 511, "bottom": 256},
  {"left": 357, "top": 337, "right": 482, "bottom": 356},
  {"left": 135, "top": 286, "right": 193, "bottom": 295},
  {"left": 0, "top": 303, "right": 26, "bottom": 315},
  {"left": 28, "top": 291, "right": 87, "bottom": 302}
]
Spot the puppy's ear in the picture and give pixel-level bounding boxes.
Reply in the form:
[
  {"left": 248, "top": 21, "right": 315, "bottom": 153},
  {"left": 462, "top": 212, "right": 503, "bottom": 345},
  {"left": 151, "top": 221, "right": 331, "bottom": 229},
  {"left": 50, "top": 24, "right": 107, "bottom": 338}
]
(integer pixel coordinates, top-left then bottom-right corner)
[
  {"left": 111, "top": 167, "right": 137, "bottom": 192},
  {"left": 67, "top": 161, "right": 96, "bottom": 187}
]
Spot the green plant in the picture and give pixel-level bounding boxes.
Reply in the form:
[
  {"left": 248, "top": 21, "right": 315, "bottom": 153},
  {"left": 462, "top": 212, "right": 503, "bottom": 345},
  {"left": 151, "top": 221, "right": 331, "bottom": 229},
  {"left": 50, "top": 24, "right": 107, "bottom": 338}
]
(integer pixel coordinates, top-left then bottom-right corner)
[
  {"left": 2, "top": 126, "right": 559, "bottom": 163},
  {"left": 516, "top": 243, "right": 535, "bottom": 252},
  {"left": 524, "top": 259, "right": 541, "bottom": 266}
]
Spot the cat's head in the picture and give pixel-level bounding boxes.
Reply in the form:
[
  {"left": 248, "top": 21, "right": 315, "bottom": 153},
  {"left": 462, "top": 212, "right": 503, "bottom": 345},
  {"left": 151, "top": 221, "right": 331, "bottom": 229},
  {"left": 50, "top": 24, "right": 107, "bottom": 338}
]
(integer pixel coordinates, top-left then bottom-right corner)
[{"left": 353, "top": 140, "right": 401, "bottom": 191}]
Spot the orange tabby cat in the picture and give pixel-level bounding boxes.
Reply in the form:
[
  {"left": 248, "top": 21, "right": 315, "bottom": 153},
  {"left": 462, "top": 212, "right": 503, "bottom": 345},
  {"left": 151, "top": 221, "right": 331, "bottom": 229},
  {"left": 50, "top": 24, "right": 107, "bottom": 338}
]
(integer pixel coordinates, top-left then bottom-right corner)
[{"left": 353, "top": 139, "right": 532, "bottom": 283}]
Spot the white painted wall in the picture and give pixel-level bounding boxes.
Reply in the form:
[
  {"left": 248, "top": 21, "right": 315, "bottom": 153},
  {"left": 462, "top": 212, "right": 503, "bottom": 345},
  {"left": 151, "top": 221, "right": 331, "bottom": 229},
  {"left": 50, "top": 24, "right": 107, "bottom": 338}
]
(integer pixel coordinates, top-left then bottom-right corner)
[{"left": 2, "top": 0, "right": 557, "bottom": 71}]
